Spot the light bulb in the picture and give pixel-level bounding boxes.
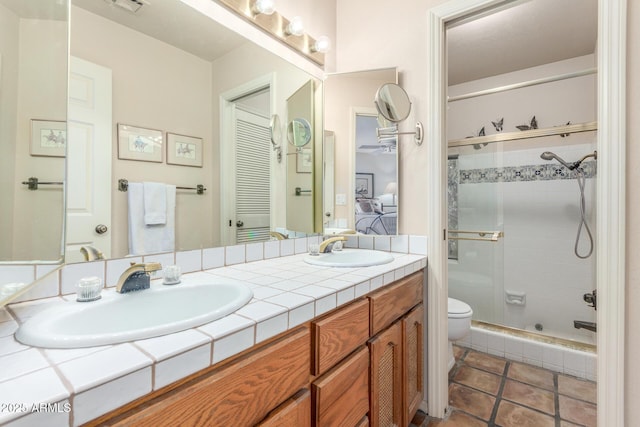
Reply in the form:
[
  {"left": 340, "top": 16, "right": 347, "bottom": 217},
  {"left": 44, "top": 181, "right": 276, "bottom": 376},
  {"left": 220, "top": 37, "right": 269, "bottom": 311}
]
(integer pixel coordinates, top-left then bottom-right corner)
[
  {"left": 311, "top": 35, "right": 331, "bottom": 53},
  {"left": 285, "top": 16, "right": 304, "bottom": 36},
  {"left": 252, "top": 0, "right": 275, "bottom": 16}
]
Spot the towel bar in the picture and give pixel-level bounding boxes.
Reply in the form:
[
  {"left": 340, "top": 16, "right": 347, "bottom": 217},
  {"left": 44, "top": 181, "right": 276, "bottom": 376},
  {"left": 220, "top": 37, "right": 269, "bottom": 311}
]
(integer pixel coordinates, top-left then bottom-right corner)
[
  {"left": 118, "top": 179, "right": 206, "bottom": 195},
  {"left": 21, "top": 177, "right": 64, "bottom": 191}
]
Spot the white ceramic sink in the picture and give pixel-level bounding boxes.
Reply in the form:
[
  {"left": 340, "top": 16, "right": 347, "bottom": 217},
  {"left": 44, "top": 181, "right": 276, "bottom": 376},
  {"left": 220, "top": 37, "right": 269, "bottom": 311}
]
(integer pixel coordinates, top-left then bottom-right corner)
[
  {"left": 15, "top": 282, "right": 253, "bottom": 348},
  {"left": 304, "top": 249, "right": 394, "bottom": 268}
]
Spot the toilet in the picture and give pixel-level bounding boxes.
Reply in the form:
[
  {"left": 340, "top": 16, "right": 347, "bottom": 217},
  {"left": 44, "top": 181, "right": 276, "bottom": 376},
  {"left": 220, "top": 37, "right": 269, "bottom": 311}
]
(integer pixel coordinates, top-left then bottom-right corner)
[{"left": 448, "top": 297, "right": 473, "bottom": 371}]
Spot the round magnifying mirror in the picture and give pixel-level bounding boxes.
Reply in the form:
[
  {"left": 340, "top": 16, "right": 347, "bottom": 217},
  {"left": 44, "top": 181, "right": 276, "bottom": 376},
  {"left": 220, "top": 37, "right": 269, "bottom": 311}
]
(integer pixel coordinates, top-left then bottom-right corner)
[
  {"left": 374, "top": 83, "right": 412, "bottom": 123},
  {"left": 270, "top": 114, "right": 282, "bottom": 147},
  {"left": 287, "top": 118, "right": 312, "bottom": 147}
]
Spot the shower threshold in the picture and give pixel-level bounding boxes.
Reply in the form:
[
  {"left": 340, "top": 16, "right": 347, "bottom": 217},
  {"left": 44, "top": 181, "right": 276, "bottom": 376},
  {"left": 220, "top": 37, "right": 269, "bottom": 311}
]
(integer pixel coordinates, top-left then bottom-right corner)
[{"left": 472, "top": 320, "right": 596, "bottom": 353}]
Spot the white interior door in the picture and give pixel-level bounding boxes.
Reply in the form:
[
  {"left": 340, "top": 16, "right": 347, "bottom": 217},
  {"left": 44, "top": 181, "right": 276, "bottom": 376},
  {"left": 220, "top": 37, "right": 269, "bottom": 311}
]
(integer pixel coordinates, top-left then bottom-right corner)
[
  {"left": 234, "top": 108, "right": 271, "bottom": 243},
  {"left": 65, "top": 57, "right": 112, "bottom": 263}
]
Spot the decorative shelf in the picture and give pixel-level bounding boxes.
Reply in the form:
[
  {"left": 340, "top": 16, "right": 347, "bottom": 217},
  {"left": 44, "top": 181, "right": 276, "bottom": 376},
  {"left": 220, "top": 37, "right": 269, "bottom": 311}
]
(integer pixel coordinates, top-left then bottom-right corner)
[{"left": 448, "top": 121, "right": 597, "bottom": 148}]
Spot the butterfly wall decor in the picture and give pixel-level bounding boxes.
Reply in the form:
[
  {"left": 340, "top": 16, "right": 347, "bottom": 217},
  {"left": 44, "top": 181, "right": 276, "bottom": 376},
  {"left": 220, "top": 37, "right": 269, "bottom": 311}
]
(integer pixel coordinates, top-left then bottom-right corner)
[
  {"left": 516, "top": 116, "right": 538, "bottom": 131},
  {"left": 559, "top": 121, "right": 571, "bottom": 137},
  {"left": 491, "top": 118, "right": 504, "bottom": 132}
]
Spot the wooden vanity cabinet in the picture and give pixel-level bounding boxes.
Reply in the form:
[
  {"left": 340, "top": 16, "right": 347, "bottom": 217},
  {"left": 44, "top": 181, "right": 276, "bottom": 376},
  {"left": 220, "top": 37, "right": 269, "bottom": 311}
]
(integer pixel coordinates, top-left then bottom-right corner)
[
  {"left": 106, "top": 327, "right": 310, "bottom": 427},
  {"left": 368, "top": 271, "right": 425, "bottom": 427}
]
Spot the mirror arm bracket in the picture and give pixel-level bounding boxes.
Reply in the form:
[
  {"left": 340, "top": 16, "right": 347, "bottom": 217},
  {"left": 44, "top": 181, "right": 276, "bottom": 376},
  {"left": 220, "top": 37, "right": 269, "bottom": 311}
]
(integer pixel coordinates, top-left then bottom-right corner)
[{"left": 377, "top": 122, "right": 423, "bottom": 146}]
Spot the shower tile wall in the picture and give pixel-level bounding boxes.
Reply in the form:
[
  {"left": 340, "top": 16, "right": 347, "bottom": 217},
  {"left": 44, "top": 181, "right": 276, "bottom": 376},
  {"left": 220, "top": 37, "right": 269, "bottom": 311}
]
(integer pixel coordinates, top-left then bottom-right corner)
[{"left": 448, "top": 54, "right": 597, "bottom": 343}]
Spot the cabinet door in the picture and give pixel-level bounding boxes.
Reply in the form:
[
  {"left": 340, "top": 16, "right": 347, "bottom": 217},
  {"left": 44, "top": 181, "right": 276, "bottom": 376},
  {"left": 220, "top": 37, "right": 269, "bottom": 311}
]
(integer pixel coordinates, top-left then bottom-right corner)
[
  {"left": 403, "top": 304, "right": 424, "bottom": 426},
  {"left": 312, "top": 346, "right": 369, "bottom": 427},
  {"left": 369, "top": 321, "right": 403, "bottom": 427},
  {"left": 257, "top": 389, "right": 311, "bottom": 427},
  {"left": 312, "top": 298, "right": 370, "bottom": 375},
  {"left": 369, "top": 271, "right": 423, "bottom": 335}
]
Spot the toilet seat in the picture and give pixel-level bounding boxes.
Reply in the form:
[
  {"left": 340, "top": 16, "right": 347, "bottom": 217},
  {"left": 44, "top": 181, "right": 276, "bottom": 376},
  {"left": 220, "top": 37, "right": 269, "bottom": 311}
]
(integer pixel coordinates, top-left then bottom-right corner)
[{"left": 448, "top": 298, "right": 472, "bottom": 318}]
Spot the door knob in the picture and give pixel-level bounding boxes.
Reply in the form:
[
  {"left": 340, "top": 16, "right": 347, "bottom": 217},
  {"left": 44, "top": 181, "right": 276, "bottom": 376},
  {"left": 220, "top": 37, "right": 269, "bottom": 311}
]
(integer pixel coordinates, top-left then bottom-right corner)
[
  {"left": 236, "top": 220, "right": 244, "bottom": 227},
  {"left": 95, "top": 224, "right": 108, "bottom": 234}
]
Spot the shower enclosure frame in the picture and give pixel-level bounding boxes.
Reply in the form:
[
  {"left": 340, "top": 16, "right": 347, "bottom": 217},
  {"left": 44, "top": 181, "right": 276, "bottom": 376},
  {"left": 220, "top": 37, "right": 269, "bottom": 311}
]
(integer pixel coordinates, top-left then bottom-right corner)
[{"left": 425, "top": 1, "right": 627, "bottom": 425}]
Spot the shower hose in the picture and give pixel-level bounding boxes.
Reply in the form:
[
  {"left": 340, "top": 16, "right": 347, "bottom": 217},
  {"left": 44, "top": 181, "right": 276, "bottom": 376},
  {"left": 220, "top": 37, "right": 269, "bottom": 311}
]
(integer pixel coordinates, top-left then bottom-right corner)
[{"left": 575, "top": 169, "right": 594, "bottom": 259}]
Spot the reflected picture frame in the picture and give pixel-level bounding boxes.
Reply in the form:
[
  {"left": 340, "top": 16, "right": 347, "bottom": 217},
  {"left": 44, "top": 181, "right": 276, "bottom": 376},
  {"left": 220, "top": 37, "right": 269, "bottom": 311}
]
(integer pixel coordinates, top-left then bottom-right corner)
[
  {"left": 296, "top": 147, "right": 312, "bottom": 173},
  {"left": 30, "top": 119, "right": 66, "bottom": 157},
  {"left": 166, "top": 133, "right": 203, "bottom": 167},
  {"left": 117, "top": 123, "right": 163, "bottom": 163},
  {"left": 355, "top": 172, "right": 374, "bottom": 198}
]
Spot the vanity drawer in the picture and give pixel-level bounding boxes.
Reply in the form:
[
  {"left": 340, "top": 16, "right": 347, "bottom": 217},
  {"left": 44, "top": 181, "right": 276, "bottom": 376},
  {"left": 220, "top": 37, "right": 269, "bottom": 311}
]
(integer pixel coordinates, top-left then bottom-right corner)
[
  {"left": 257, "top": 389, "right": 311, "bottom": 427},
  {"left": 312, "top": 346, "right": 369, "bottom": 427},
  {"left": 111, "top": 327, "right": 310, "bottom": 427},
  {"left": 312, "top": 298, "right": 370, "bottom": 375},
  {"left": 369, "top": 271, "right": 424, "bottom": 335}
]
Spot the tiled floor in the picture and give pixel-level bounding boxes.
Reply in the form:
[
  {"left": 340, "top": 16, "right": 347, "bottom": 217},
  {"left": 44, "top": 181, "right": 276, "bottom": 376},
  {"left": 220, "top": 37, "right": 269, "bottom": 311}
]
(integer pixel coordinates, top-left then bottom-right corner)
[{"left": 415, "top": 346, "right": 597, "bottom": 427}]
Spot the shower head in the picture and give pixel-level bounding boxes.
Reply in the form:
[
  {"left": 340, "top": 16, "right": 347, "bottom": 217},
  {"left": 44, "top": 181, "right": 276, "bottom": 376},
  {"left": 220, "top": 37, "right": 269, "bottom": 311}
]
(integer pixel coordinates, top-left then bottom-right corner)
[
  {"left": 540, "top": 151, "right": 574, "bottom": 169},
  {"left": 540, "top": 150, "right": 598, "bottom": 171}
]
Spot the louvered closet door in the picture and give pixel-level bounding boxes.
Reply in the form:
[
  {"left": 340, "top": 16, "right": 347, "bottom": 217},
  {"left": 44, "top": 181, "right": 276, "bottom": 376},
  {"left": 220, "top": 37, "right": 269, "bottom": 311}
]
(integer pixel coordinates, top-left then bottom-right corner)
[{"left": 235, "top": 108, "right": 271, "bottom": 243}]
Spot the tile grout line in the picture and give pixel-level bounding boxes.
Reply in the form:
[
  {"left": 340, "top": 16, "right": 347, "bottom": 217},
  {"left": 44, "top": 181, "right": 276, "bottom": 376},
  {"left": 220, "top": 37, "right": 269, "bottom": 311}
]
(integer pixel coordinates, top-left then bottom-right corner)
[
  {"left": 554, "top": 373, "right": 562, "bottom": 427},
  {"left": 487, "top": 360, "right": 510, "bottom": 426}
]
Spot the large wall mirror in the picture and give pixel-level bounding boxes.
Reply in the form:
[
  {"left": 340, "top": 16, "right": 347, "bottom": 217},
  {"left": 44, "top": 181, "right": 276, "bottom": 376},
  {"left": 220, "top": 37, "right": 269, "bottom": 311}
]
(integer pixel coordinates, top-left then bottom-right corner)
[
  {"left": 0, "top": 0, "right": 68, "bottom": 263},
  {"left": 63, "top": 0, "right": 320, "bottom": 262},
  {"left": 323, "top": 68, "right": 398, "bottom": 235}
]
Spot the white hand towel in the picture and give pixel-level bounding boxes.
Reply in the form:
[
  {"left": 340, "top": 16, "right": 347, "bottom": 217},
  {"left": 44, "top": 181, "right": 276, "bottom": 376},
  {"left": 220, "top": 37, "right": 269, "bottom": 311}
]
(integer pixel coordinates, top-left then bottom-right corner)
[
  {"left": 128, "top": 183, "right": 176, "bottom": 255},
  {"left": 143, "top": 182, "right": 167, "bottom": 225}
]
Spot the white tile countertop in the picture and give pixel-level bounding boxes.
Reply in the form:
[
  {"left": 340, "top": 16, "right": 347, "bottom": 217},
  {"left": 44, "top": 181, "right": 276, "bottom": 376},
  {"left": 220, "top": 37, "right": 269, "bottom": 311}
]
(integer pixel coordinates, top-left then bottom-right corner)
[{"left": 0, "top": 246, "right": 426, "bottom": 426}]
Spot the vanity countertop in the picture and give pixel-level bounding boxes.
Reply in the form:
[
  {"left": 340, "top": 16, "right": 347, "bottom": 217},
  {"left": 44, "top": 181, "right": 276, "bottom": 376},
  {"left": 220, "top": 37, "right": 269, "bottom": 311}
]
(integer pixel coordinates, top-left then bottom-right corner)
[{"left": 0, "top": 248, "right": 426, "bottom": 426}]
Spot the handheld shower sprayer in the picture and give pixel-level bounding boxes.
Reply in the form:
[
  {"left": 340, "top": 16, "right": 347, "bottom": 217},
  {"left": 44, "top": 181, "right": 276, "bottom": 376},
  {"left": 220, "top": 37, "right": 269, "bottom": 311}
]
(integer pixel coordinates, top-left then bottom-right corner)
[{"left": 539, "top": 150, "right": 597, "bottom": 259}]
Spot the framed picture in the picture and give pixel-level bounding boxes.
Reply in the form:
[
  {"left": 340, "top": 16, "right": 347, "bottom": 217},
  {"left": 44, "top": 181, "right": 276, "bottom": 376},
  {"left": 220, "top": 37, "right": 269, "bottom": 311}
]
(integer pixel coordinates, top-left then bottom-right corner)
[
  {"left": 117, "top": 123, "right": 163, "bottom": 162},
  {"left": 166, "top": 133, "right": 203, "bottom": 167},
  {"left": 296, "top": 147, "right": 312, "bottom": 173},
  {"left": 30, "top": 119, "right": 66, "bottom": 157},
  {"left": 355, "top": 172, "right": 374, "bottom": 197}
]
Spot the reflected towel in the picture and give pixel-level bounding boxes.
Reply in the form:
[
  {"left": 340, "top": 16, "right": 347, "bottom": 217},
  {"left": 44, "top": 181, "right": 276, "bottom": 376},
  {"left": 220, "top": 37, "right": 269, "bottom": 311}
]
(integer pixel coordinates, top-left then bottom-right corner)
[
  {"left": 143, "top": 182, "right": 167, "bottom": 225},
  {"left": 128, "top": 183, "right": 176, "bottom": 255}
]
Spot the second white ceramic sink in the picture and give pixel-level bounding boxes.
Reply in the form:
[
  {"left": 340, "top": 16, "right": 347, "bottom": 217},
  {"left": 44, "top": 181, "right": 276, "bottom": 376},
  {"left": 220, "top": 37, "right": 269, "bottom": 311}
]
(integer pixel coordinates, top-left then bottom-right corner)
[
  {"left": 304, "top": 249, "right": 394, "bottom": 268},
  {"left": 15, "top": 281, "right": 253, "bottom": 348}
]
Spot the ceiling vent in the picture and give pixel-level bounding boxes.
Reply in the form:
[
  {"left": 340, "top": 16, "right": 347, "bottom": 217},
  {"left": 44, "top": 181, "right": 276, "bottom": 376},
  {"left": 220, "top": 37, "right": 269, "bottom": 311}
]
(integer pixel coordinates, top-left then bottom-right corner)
[{"left": 104, "top": 0, "right": 149, "bottom": 13}]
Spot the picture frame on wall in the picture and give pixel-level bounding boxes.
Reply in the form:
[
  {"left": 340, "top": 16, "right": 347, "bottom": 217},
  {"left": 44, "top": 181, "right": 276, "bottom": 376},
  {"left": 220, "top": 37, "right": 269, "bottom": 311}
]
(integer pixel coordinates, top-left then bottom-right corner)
[
  {"left": 117, "top": 123, "right": 163, "bottom": 163},
  {"left": 166, "top": 133, "right": 203, "bottom": 167},
  {"left": 296, "top": 147, "right": 312, "bottom": 173},
  {"left": 355, "top": 172, "right": 374, "bottom": 198},
  {"left": 30, "top": 119, "right": 66, "bottom": 157}
]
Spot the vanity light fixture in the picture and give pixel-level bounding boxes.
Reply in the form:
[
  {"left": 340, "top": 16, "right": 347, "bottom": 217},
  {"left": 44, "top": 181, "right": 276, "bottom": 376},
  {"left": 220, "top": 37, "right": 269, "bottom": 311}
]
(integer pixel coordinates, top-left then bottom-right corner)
[
  {"left": 284, "top": 16, "right": 305, "bottom": 36},
  {"left": 215, "top": 0, "right": 326, "bottom": 66},
  {"left": 310, "top": 35, "right": 331, "bottom": 53},
  {"left": 251, "top": 0, "right": 275, "bottom": 16}
]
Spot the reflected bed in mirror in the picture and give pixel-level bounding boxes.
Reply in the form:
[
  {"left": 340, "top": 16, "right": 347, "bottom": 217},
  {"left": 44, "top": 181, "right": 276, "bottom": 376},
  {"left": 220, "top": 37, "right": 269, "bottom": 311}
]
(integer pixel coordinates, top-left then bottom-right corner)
[{"left": 323, "top": 68, "right": 399, "bottom": 236}]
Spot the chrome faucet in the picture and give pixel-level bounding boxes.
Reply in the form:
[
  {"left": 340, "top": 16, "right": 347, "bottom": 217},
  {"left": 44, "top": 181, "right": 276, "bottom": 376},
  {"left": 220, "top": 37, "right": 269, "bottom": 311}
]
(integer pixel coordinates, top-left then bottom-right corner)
[
  {"left": 116, "top": 262, "right": 162, "bottom": 293},
  {"left": 318, "top": 236, "right": 347, "bottom": 253}
]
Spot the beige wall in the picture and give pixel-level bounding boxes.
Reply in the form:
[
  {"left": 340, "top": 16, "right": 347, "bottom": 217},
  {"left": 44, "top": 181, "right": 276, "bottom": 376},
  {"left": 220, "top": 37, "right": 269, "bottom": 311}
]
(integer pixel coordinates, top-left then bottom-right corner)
[
  {"left": 625, "top": 1, "right": 639, "bottom": 423},
  {"left": 71, "top": 6, "right": 214, "bottom": 257},
  {"left": 13, "top": 18, "right": 67, "bottom": 260},
  {"left": 0, "top": 4, "right": 19, "bottom": 259}
]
